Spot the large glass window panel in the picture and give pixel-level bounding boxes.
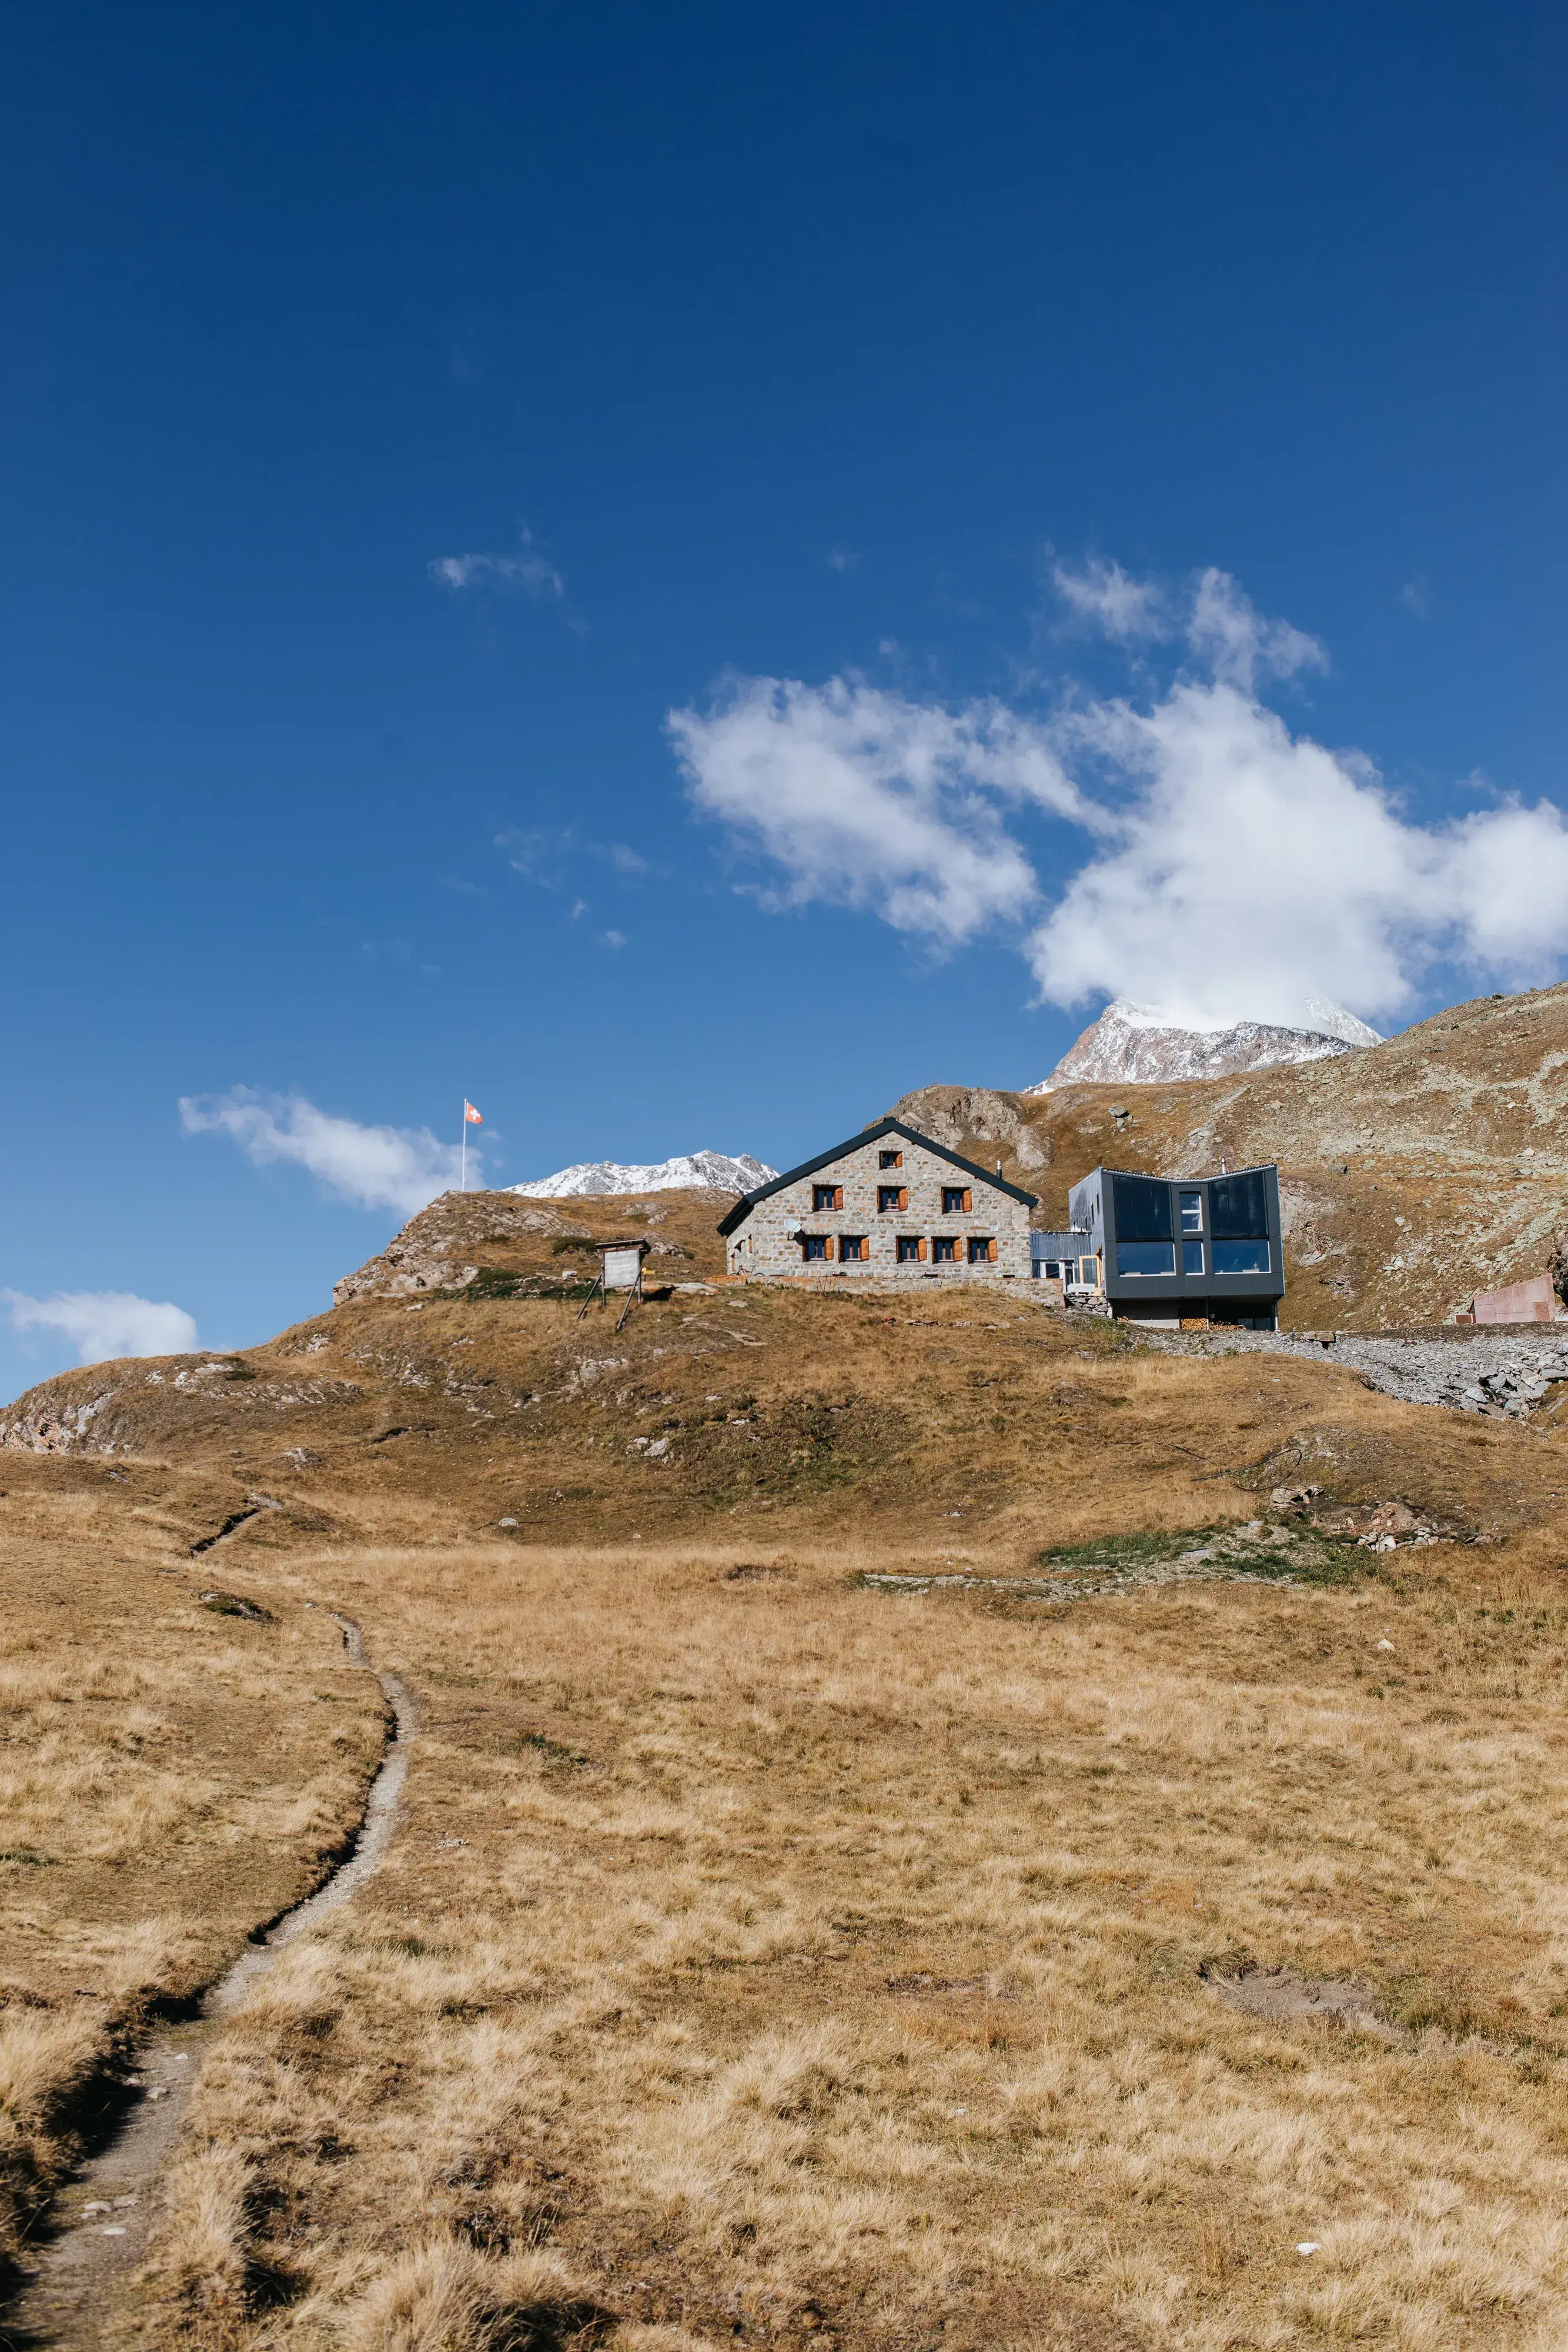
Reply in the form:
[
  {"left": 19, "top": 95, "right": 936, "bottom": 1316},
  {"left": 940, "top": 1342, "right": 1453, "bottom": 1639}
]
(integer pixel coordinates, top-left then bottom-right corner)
[
  {"left": 1179, "top": 1191, "right": 1203, "bottom": 1233},
  {"left": 1111, "top": 1174, "right": 1174, "bottom": 1241},
  {"left": 1079, "top": 1258, "right": 1098, "bottom": 1285},
  {"left": 1182, "top": 1240, "right": 1205, "bottom": 1275},
  {"left": 1116, "top": 1241, "right": 1176, "bottom": 1276},
  {"left": 1209, "top": 1171, "right": 1269, "bottom": 1238},
  {"left": 1212, "top": 1238, "right": 1271, "bottom": 1274}
]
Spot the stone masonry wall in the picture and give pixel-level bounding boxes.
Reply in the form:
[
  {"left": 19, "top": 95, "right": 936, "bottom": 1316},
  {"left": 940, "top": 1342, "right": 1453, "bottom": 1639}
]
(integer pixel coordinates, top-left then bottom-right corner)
[{"left": 726, "top": 1134, "right": 1034, "bottom": 1284}]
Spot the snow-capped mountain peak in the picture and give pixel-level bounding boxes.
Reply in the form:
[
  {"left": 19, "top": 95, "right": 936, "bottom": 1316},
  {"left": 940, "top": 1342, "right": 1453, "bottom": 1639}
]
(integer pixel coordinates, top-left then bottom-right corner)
[
  {"left": 511, "top": 1149, "right": 777, "bottom": 1200},
  {"left": 1027, "top": 998, "right": 1382, "bottom": 1091}
]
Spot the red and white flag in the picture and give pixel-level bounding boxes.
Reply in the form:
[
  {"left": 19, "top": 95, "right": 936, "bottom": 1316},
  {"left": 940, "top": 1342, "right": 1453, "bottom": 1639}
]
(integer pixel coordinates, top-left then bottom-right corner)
[{"left": 463, "top": 1100, "right": 483, "bottom": 1124}]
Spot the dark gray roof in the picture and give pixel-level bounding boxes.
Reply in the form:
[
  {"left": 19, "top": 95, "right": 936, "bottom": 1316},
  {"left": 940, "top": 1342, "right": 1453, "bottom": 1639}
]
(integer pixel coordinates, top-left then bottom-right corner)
[{"left": 716, "top": 1116, "right": 1040, "bottom": 1237}]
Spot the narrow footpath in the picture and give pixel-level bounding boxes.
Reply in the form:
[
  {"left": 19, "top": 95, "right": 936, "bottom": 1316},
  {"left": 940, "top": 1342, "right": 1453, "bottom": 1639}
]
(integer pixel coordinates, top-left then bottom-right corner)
[{"left": 6, "top": 1615, "right": 416, "bottom": 2350}]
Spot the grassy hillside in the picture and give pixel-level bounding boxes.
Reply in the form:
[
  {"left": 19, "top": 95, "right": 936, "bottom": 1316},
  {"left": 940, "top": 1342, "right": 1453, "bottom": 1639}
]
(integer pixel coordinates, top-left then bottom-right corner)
[
  {"left": 8, "top": 1278, "right": 1568, "bottom": 2344},
  {"left": 894, "top": 980, "right": 1568, "bottom": 1329}
]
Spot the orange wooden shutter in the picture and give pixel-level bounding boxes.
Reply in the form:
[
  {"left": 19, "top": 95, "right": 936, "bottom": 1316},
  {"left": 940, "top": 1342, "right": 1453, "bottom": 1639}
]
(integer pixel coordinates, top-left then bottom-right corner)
[
  {"left": 835, "top": 1185, "right": 844, "bottom": 1210},
  {"left": 898, "top": 1187, "right": 908, "bottom": 1210},
  {"left": 918, "top": 1236, "right": 928, "bottom": 1260},
  {"left": 962, "top": 1188, "right": 972, "bottom": 1212},
  {"left": 988, "top": 1238, "right": 998, "bottom": 1262}
]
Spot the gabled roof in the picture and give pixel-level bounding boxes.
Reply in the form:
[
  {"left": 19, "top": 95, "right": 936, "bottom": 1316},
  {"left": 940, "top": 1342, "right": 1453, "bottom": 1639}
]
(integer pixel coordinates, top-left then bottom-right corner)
[{"left": 716, "top": 1117, "right": 1040, "bottom": 1236}]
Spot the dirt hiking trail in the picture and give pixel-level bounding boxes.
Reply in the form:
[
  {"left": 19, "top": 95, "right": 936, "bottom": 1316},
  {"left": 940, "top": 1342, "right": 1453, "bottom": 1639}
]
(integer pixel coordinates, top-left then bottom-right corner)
[{"left": 6, "top": 1615, "right": 416, "bottom": 2351}]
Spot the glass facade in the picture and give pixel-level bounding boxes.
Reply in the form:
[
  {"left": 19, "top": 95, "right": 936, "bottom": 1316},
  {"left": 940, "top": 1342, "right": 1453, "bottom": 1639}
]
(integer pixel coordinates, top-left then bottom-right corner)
[
  {"left": 1112, "top": 1174, "right": 1174, "bottom": 1240},
  {"left": 1212, "top": 1238, "right": 1271, "bottom": 1274},
  {"left": 1116, "top": 1241, "right": 1176, "bottom": 1276},
  {"left": 1182, "top": 1239, "right": 1204, "bottom": 1275},
  {"left": 1209, "top": 1170, "right": 1269, "bottom": 1239}
]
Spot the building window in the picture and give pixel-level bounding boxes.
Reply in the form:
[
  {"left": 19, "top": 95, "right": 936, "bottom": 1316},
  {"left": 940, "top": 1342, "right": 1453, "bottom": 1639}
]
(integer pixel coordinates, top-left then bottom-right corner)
[
  {"left": 1213, "top": 1238, "right": 1271, "bottom": 1275},
  {"left": 1179, "top": 1190, "right": 1203, "bottom": 1234},
  {"left": 1116, "top": 1241, "right": 1176, "bottom": 1276},
  {"left": 1209, "top": 1170, "right": 1269, "bottom": 1240},
  {"left": 967, "top": 1237, "right": 996, "bottom": 1264},
  {"left": 879, "top": 1149, "right": 902, "bottom": 1168},
  {"left": 1080, "top": 1257, "right": 1099, "bottom": 1287},
  {"left": 801, "top": 1235, "right": 831, "bottom": 1262},
  {"left": 839, "top": 1235, "right": 867, "bottom": 1262},
  {"left": 896, "top": 1235, "right": 923, "bottom": 1263},
  {"left": 1112, "top": 1173, "right": 1174, "bottom": 1241},
  {"left": 1182, "top": 1239, "right": 1205, "bottom": 1276},
  {"left": 877, "top": 1185, "right": 908, "bottom": 1212},
  {"left": 941, "top": 1185, "right": 971, "bottom": 1215},
  {"left": 932, "top": 1236, "right": 957, "bottom": 1262},
  {"left": 812, "top": 1182, "right": 842, "bottom": 1212}
]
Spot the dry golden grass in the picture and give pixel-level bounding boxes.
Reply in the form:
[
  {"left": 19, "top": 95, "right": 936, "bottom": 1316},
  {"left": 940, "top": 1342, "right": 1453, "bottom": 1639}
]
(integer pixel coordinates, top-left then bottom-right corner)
[
  {"left": 12, "top": 1289, "right": 1568, "bottom": 2347},
  {"left": 123, "top": 1521, "right": 1568, "bottom": 2352},
  {"left": 0, "top": 1455, "right": 386, "bottom": 2283}
]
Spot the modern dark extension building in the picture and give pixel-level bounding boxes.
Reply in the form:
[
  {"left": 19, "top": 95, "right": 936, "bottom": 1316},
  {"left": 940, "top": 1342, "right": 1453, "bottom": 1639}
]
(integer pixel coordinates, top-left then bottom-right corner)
[{"left": 1064, "top": 1163, "right": 1284, "bottom": 1329}]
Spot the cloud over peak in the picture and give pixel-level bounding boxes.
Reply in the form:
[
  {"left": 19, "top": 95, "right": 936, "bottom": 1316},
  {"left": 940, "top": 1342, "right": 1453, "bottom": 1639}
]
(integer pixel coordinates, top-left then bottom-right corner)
[{"left": 671, "top": 562, "right": 1568, "bottom": 1028}]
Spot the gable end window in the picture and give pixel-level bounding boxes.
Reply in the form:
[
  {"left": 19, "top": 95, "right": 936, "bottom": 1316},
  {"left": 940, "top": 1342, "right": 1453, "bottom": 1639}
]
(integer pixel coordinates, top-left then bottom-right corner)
[
  {"left": 878, "top": 1149, "right": 903, "bottom": 1168},
  {"left": 812, "top": 1182, "right": 843, "bottom": 1212},
  {"left": 941, "top": 1186, "right": 972, "bottom": 1215},
  {"left": 877, "top": 1185, "right": 909, "bottom": 1212}
]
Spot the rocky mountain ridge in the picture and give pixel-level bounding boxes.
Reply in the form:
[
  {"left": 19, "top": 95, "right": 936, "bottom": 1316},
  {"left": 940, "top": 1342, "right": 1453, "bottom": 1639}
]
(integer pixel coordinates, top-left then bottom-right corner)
[
  {"left": 1031, "top": 997, "right": 1380, "bottom": 1088},
  {"left": 511, "top": 1149, "right": 774, "bottom": 1198}
]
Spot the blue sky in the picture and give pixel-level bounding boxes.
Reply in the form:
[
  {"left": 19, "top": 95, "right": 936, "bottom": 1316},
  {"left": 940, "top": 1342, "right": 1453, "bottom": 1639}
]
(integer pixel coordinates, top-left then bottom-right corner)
[{"left": 2, "top": 2, "right": 1564, "bottom": 1390}]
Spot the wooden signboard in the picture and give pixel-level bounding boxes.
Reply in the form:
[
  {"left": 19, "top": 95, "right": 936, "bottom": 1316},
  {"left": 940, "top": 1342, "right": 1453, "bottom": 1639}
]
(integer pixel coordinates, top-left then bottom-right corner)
[
  {"left": 602, "top": 1245, "right": 645, "bottom": 1292},
  {"left": 576, "top": 1237, "right": 652, "bottom": 1330}
]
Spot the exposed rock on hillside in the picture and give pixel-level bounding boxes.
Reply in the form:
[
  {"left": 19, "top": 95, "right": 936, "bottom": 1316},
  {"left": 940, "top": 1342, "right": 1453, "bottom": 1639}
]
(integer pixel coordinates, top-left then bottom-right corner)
[
  {"left": 333, "top": 1185, "right": 734, "bottom": 1307},
  {"left": 513, "top": 1150, "right": 774, "bottom": 1198},
  {"left": 1030, "top": 998, "right": 1380, "bottom": 1090},
  {"left": 894, "top": 982, "right": 1568, "bottom": 1330},
  {"left": 332, "top": 1190, "right": 592, "bottom": 1306}
]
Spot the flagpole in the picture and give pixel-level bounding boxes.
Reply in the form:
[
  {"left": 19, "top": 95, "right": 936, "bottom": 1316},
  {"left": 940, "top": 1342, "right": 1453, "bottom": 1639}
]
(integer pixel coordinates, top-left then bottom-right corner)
[{"left": 460, "top": 1102, "right": 467, "bottom": 1194}]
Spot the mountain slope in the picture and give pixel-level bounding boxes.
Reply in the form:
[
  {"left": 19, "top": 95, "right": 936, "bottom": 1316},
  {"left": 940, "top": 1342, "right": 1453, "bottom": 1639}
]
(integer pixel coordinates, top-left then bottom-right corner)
[
  {"left": 897, "top": 981, "right": 1568, "bottom": 1329},
  {"left": 1031, "top": 997, "right": 1380, "bottom": 1088}
]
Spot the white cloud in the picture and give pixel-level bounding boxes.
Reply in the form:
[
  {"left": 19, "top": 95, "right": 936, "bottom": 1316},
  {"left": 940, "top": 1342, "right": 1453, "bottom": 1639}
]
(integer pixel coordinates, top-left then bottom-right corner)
[
  {"left": 826, "top": 546, "right": 861, "bottom": 573},
  {"left": 3, "top": 1288, "right": 199, "bottom": 1367},
  {"left": 1185, "top": 567, "right": 1325, "bottom": 693},
  {"left": 429, "top": 527, "right": 564, "bottom": 602},
  {"left": 180, "top": 1089, "right": 466, "bottom": 1217},
  {"left": 668, "top": 674, "right": 1082, "bottom": 946},
  {"left": 1052, "top": 557, "right": 1167, "bottom": 641},
  {"left": 1029, "top": 679, "right": 1568, "bottom": 1026},
  {"left": 676, "top": 564, "right": 1568, "bottom": 1027}
]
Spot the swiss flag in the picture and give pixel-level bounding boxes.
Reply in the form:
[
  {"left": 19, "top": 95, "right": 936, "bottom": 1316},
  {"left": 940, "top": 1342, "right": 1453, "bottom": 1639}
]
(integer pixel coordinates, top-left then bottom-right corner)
[{"left": 463, "top": 1100, "right": 483, "bottom": 1124}]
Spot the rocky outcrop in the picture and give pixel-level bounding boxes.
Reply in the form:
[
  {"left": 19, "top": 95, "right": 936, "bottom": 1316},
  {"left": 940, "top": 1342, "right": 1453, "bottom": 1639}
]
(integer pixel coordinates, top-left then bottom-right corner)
[
  {"left": 888, "top": 1088, "right": 1052, "bottom": 1172},
  {"left": 333, "top": 1191, "right": 591, "bottom": 1305}
]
